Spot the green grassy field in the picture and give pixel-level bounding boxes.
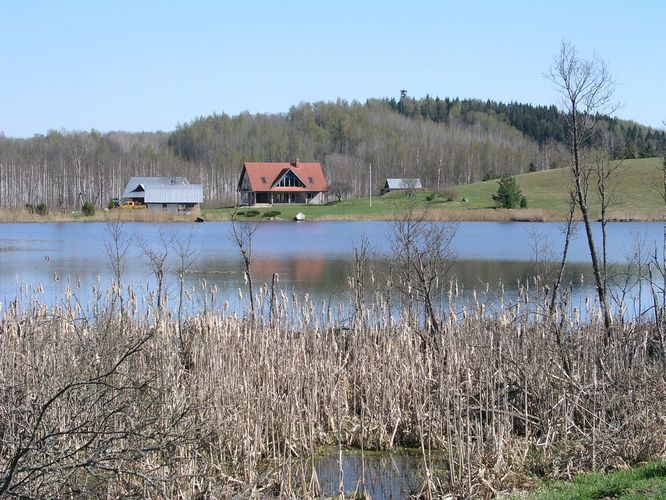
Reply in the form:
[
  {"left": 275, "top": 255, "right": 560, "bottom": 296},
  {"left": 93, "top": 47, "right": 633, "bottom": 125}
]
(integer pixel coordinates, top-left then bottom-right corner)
[
  {"left": 201, "top": 157, "right": 665, "bottom": 222},
  {"left": 456, "top": 157, "right": 665, "bottom": 219},
  {"left": 523, "top": 461, "right": 666, "bottom": 499}
]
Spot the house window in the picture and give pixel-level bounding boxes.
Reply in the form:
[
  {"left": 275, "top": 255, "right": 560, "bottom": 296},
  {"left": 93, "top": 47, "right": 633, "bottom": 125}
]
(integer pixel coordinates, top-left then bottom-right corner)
[
  {"left": 261, "top": 176, "right": 267, "bottom": 184},
  {"left": 275, "top": 170, "right": 306, "bottom": 188}
]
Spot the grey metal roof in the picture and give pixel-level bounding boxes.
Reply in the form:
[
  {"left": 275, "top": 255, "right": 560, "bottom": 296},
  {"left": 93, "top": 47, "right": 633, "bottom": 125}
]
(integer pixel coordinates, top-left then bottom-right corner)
[
  {"left": 144, "top": 185, "right": 203, "bottom": 204},
  {"left": 385, "top": 178, "right": 423, "bottom": 189},
  {"left": 122, "top": 176, "right": 202, "bottom": 203},
  {"left": 122, "top": 176, "right": 189, "bottom": 198}
]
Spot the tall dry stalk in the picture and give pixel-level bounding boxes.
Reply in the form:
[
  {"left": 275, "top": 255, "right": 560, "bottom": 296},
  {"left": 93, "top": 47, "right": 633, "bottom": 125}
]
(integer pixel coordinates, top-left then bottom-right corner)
[{"left": 0, "top": 265, "right": 665, "bottom": 497}]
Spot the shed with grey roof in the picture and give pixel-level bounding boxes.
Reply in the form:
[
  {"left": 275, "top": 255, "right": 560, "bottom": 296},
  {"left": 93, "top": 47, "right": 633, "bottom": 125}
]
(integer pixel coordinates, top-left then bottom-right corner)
[
  {"left": 122, "top": 176, "right": 203, "bottom": 212},
  {"left": 381, "top": 178, "right": 423, "bottom": 195}
]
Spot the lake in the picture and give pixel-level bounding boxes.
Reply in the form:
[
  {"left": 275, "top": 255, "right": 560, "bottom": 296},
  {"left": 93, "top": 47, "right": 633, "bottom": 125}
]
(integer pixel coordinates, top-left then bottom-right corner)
[{"left": 0, "top": 220, "right": 662, "bottom": 317}]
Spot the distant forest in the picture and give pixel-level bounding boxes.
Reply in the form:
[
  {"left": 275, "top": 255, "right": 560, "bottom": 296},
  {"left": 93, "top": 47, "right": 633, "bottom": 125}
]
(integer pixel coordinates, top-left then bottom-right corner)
[{"left": 0, "top": 95, "right": 664, "bottom": 208}]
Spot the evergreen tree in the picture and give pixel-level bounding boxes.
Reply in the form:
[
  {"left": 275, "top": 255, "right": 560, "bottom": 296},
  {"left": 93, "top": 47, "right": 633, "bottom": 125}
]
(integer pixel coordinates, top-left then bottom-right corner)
[{"left": 492, "top": 175, "right": 524, "bottom": 208}]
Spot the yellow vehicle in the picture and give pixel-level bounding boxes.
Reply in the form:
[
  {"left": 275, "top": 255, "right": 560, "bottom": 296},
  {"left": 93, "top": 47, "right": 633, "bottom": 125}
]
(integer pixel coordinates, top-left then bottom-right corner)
[{"left": 120, "top": 200, "right": 147, "bottom": 209}]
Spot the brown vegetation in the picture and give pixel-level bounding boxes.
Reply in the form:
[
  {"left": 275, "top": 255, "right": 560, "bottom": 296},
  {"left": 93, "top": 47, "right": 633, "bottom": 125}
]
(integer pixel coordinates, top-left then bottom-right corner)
[
  {"left": 1, "top": 273, "right": 664, "bottom": 497},
  {"left": 0, "top": 207, "right": 202, "bottom": 224}
]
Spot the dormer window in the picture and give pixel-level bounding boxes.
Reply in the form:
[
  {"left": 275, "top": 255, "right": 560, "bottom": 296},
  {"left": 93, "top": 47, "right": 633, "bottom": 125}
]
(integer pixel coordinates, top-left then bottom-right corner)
[
  {"left": 308, "top": 177, "right": 315, "bottom": 184},
  {"left": 275, "top": 170, "right": 306, "bottom": 188},
  {"left": 261, "top": 176, "right": 267, "bottom": 184}
]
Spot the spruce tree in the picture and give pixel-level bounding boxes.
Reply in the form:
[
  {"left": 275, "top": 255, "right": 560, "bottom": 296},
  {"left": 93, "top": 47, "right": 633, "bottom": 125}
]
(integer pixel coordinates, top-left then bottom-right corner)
[{"left": 492, "top": 175, "right": 523, "bottom": 208}]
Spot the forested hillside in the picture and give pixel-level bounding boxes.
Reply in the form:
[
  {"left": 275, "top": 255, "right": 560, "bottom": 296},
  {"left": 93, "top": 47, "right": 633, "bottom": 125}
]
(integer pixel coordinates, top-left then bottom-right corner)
[
  {"left": 0, "top": 95, "right": 663, "bottom": 209},
  {"left": 384, "top": 95, "right": 666, "bottom": 159}
]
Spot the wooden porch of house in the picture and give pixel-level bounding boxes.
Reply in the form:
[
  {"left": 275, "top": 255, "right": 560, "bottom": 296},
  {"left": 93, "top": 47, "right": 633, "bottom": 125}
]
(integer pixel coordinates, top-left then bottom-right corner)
[{"left": 241, "top": 191, "right": 319, "bottom": 206}]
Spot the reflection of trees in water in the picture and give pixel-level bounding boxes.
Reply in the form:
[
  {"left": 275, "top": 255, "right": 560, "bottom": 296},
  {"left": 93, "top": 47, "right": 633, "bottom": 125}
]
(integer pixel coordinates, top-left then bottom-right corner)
[{"left": 314, "top": 450, "right": 428, "bottom": 498}]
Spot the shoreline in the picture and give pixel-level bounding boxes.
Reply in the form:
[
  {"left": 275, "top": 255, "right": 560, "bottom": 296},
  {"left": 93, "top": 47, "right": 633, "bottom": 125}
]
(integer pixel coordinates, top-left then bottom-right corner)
[{"left": 0, "top": 207, "right": 664, "bottom": 224}]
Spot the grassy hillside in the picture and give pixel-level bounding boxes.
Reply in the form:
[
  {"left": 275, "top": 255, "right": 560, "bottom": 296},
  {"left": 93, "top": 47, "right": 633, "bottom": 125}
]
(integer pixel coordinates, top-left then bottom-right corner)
[
  {"left": 199, "top": 157, "right": 665, "bottom": 222},
  {"left": 456, "top": 157, "right": 665, "bottom": 219}
]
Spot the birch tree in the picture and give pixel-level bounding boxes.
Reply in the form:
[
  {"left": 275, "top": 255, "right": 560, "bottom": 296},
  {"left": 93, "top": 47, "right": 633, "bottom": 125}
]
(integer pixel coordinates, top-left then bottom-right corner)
[{"left": 548, "top": 40, "right": 618, "bottom": 343}]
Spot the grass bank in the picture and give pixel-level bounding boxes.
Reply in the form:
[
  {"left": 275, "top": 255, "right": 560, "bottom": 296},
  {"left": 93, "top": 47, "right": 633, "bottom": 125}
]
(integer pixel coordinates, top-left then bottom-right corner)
[{"left": 522, "top": 461, "right": 666, "bottom": 499}]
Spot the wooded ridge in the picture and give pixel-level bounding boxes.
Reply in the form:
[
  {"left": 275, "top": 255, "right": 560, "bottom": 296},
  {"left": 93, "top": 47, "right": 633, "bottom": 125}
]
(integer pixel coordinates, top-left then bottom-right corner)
[{"left": 0, "top": 95, "right": 663, "bottom": 209}]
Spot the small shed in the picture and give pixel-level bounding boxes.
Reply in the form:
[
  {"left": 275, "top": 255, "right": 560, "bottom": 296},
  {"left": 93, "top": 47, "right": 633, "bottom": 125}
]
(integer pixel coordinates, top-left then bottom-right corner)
[
  {"left": 381, "top": 178, "right": 423, "bottom": 195},
  {"left": 122, "top": 177, "right": 203, "bottom": 212}
]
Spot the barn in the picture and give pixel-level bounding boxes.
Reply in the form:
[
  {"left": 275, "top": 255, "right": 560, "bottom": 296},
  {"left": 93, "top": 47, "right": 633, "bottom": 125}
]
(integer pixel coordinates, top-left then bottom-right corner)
[{"left": 122, "top": 177, "right": 203, "bottom": 212}]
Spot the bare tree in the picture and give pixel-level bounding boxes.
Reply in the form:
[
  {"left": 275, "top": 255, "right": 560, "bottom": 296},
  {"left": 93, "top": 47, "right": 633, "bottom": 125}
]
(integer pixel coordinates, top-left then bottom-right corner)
[
  {"left": 350, "top": 236, "right": 373, "bottom": 325},
  {"left": 139, "top": 231, "right": 173, "bottom": 316},
  {"left": 593, "top": 149, "right": 624, "bottom": 290},
  {"left": 391, "top": 204, "right": 457, "bottom": 333},
  {"left": 172, "top": 231, "right": 197, "bottom": 368},
  {"left": 550, "top": 190, "right": 578, "bottom": 315},
  {"left": 548, "top": 40, "right": 619, "bottom": 343},
  {"left": 230, "top": 211, "right": 264, "bottom": 321},
  {"left": 0, "top": 323, "right": 194, "bottom": 497},
  {"left": 104, "top": 215, "right": 131, "bottom": 314},
  {"left": 328, "top": 181, "right": 353, "bottom": 202},
  {"left": 647, "top": 152, "right": 666, "bottom": 372}
]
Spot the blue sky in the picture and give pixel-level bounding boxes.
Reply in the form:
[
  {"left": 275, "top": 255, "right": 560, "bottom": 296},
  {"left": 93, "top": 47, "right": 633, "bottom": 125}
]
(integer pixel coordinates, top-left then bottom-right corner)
[{"left": 2, "top": 0, "right": 664, "bottom": 137}]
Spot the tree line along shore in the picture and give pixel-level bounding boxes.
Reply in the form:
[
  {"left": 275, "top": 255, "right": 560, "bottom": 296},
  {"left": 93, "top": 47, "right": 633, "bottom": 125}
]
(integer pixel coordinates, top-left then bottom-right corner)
[{"left": 0, "top": 157, "right": 663, "bottom": 223}]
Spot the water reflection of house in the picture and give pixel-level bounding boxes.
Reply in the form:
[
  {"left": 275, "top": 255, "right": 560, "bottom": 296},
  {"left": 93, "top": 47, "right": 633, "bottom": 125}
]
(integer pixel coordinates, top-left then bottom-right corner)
[
  {"left": 250, "top": 257, "right": 327, "bottom": 282},
  {"left": 237, "top": 160, "right": 328, "bottom": 206}
]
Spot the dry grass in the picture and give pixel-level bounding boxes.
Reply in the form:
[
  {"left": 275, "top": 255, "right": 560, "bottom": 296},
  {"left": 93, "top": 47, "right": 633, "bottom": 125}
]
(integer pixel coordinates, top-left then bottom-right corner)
[
  {"left": 0, "top": 207, "right": 201, "bottom": 223},
  {"left": 1, "top": 277, "right": 665, "bottom": 497}
]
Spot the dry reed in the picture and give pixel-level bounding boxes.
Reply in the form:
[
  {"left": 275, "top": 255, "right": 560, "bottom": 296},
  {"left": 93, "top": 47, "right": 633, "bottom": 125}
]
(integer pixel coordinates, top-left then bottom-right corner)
[{"left": 0, "top": 275, "right": 664, "bottom": 498}]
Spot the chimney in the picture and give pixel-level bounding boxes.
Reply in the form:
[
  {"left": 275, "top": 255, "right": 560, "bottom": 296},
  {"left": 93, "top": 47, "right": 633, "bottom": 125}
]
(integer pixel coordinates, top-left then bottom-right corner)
[{"left": 292, "top": 158, "right": 300, "bottom": 167}]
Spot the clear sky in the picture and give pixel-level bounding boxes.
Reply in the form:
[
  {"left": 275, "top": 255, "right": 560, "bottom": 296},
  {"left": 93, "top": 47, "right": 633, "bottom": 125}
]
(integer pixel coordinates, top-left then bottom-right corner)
[{"left": 1, "top": 0, "right": 664, "bottom": 138}]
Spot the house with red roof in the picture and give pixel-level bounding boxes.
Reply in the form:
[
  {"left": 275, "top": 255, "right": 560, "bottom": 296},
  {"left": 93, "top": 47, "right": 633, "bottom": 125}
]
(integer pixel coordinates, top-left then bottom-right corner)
[{"left": 237, "top": 160, "right": 328, "bottom": 205}]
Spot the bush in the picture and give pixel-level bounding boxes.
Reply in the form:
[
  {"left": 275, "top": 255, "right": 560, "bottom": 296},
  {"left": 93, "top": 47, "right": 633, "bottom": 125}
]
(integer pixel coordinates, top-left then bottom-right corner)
[
  {"left": 25, "top": 203, "right": 34, "bottom": 214},
  {"left": 235, "top": 209, "right": 260, "bottom": 218},
  {"left": 492, "top": 176, "right": 523, "bottom": 209},
  {"left": 520, "top": 196, "right": 528, "bottom": 208},
  {"left": 35, "top": 202, "right": 49, "bottom": 216},
  {"left": 82, "top": 201, "right": 96, "bottom": 216},
  {"left": 261, "top": 210, "right": 281, "bottom": 218},
  {"left": 441, "top": 187, "right": 458, "bottom": 202}
]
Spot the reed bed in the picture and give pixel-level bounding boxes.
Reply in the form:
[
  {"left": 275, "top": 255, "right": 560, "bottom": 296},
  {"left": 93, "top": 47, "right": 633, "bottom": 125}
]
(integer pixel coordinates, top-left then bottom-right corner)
[
  {"left": 0, "top": 278, "right": 665, "bottom": 498},
  {"left": 0, "top": 207, "right": 200, "bottom": 224}
]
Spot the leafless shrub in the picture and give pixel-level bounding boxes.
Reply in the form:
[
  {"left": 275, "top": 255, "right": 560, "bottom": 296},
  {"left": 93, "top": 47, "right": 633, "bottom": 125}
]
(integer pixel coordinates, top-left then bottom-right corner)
[
  {"left": 390, "top": 203, "right": 457, "bottom": 334},
  {"left": 440, "top": 186, "right": 458, "bottom": 201},
  {"left": 229, "top": 210, "right": 263, "bottom": 321}
]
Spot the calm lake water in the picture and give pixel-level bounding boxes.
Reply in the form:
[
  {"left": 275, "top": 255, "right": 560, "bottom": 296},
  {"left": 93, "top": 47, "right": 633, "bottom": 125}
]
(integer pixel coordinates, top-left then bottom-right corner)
[{"left": 0, "top": 220, "right": 663, "bottom": 315}]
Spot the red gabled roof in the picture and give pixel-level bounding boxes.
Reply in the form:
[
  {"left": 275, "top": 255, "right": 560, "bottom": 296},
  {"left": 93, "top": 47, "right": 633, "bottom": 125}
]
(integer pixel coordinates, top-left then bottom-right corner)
[{"left": 240, "top": 162, "right": 328, "bottom": 192}]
